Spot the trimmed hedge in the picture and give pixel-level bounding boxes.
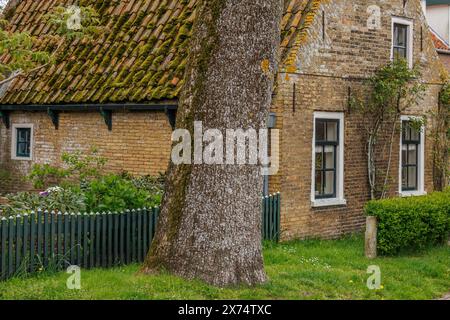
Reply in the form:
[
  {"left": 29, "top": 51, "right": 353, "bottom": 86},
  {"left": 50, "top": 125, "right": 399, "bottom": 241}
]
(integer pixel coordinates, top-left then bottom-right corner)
[{"left": 365, "top": 191, "right": 450, "bottom": 255}]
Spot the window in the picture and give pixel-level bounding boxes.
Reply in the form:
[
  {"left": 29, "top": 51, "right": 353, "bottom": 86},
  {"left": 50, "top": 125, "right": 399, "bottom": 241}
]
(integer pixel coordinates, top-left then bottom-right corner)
[
  {"left": 311, "top": 112, "right": 346, "bottom": 207},
  {"left": 12, "top": 124, "right": 33, "bottom": 160},
  {"left": 399, "top": 117, "right": 425, "bottom": 196},
  {"left": 391, "top": 17, "right": 413, "bottom": 68}
]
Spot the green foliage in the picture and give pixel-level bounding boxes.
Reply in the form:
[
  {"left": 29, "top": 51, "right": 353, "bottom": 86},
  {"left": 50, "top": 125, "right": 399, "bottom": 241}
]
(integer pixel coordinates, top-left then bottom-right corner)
[
  {"left": 0, "top": 4, "right": 103, "bottom": 83},
  {"left": 120, "top": 172, "right": 166, "bottom": 197},
  {"left": 351, "top": 59, "right": 426, "bottom": 199},
  {"left": 43, "top": 5, "right": 102, "bottom": 41},
  {"left": 28, "top": 147, "right": 107, "bottom": 189},
  {"left": 365, "top": 191, "right": 450, "bottom": 255},
  {"left": 0, "top": 187, "right": 86, "bottom": 216},
  {"left": 84, "top": 175, "right": 158, "bottom": 213},
  {"left": 4, "top": 149, "right": 164, "bottom": 215},
  {"left": 0, "top": 28, "right": 51, "bottom": 78}
]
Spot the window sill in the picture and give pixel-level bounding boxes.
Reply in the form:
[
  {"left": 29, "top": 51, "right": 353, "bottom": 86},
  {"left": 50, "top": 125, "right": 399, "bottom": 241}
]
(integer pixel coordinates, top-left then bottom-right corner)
[
  {"left": 400, "top": 190, "right": 427, "bottom": 197},
  {"left": 311, "top": 198, "right": 347, "bottom": 208},
  {"left": 11, "top": 156, "right": 32, "bottom": 161}
]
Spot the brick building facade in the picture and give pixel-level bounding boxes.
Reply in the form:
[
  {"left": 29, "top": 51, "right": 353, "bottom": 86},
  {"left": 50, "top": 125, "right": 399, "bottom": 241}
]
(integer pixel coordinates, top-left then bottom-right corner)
[{"left": 0, "top": 0, "right": 445, "bottom": 240}]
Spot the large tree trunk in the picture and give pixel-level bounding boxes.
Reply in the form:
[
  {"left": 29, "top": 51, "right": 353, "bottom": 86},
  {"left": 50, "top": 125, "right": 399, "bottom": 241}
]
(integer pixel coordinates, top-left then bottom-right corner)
[{"left": 141, "top": 0, "right": 282, "bottom": 287}]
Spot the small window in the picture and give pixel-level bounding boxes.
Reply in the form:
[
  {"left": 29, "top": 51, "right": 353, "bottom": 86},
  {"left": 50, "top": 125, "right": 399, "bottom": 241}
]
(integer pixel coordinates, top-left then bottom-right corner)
[
  {"left": 400, "top": 117, "right": 425, "bottom": 196},
  {"left": 315, "top": 120, "right": 339, "bottom": 199},
  {"left": 393, "top": 23, "right": 408, "bottom": 60},
  {"left": 311, "top": 113, "right": 346, "bottom": 207},
  {"left": 391, "top": 18, "right": 413, "bottom": 67},
  {"left": 11, "top": 124, "right": 33, "bottom": 160},
  {"left": 401, "top": 121, "right": 420, "bottom": 191}
]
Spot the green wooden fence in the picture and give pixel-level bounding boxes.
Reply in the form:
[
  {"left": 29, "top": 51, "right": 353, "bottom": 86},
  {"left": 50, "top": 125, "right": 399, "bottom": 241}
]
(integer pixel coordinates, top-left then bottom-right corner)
[{"left": 0, "top": 193, "right": 280, "bottom": 281}]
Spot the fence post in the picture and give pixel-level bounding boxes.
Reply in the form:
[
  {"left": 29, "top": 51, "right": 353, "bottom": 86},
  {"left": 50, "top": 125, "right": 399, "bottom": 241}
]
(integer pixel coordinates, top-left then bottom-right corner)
[{"left": 365, "top": 216, "right": 377, "bottom": 259}]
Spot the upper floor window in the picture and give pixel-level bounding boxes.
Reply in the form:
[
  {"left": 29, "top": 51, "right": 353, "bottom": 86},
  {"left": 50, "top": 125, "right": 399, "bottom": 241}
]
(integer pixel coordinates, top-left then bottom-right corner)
[
  {"left": 311, "top": 112, "right": 346, "bottom": 207},
  {"left": 391, "top": 17, "right": 413, "bottom": 68},
  {"left": 12, "top": 124, "right": 33, "bottom": 160},
  {"left": 400, "top": 117, "right": 425, "bottom": 196}
]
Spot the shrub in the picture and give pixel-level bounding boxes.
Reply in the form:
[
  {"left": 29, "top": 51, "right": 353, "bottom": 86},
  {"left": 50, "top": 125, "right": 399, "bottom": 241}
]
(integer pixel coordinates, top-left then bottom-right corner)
[
  {"left": 0, "top": 187, "right": 86, "bottom": 216},
  {"left": 83, "top": 175, "right": 160, "bottom": 213},
  {"left": 29, "top": 147, "right": 107, "bottom": 189},
  {"left": 365, "top": 191, "right": 450, "bottom": 255}
]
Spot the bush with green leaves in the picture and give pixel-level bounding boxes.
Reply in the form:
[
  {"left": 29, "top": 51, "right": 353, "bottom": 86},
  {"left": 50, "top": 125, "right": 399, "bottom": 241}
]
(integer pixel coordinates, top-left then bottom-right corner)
[
  {"left": 0, "top": 187, "right": 86, "bottom": 216},
  {"left": 365, "top": 191, "right": 450, "bottom": 255},
  {"left": 83, "top": 175, "right": 161, "bottom": 213},
  {"left": 28, "top": 148, "right": 107, "bottom": 189}
]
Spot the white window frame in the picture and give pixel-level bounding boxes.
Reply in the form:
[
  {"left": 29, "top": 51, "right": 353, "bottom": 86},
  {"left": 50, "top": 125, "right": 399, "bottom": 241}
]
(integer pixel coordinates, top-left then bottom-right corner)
[
  {"left": 399, "top": 115, "right": 426, "bottom": 197},
  {"left": 11, "top": 123, "right": 34, "bottom": 161},
  {"left": 391, "top": 17, "right": 414, "bottom": 68},
  {"left": 311, "top": 112, "right": 346, "bottom": 208}
]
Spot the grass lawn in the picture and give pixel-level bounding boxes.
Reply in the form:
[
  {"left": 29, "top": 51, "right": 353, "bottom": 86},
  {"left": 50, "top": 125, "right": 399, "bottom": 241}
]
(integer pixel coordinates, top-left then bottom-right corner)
[{"left": 0, "top": 236, "right": 448, "bottom": 300}]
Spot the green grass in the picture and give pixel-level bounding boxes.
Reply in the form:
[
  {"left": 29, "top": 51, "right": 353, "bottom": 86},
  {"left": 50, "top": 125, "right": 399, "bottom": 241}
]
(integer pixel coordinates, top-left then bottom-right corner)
[{"left": 0, "top": 236, "right": 448, "bottom": 300}]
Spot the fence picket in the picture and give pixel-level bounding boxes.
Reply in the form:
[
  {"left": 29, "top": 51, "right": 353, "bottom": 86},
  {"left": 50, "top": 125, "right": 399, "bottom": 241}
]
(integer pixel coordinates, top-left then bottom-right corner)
[
  {"left": 30, "top": 213, "right": 36, "bottom": 273},
  {"left": 89, "top": 213, "right": 95, "bottom": 269},
  {"left": 131, "top": 210, "right": 137, "bottom": 262},
  {"left": 15, "top": 215, "right": 22, "bottom": 275},
  {"left": 143, "top": 208, "right": 148, "bottom": 258},
  {"left": 107, "top": 212, "right": 113, "bottom": 267},
  {"left": 8, "top": 217, "right": 14, "bottom": 278},
  {"left": 137, "top": 209, "right": 142, "bottom": 262},
  {"left": 1, "top": 218, "right": 7, "bottom": 280},
  {"left": 77, "top": 214, "right": 82, "bottom": 267},
  {"left": 23, "top": 214, "right": 29, "bottom": 272},
  {"left": 114, "top": 213, "right": 119, "bottom": 265}
]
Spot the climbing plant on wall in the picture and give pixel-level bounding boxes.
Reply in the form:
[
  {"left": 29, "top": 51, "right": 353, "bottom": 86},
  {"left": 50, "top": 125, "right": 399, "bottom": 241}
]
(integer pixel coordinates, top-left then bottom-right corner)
[
  {"left": 431, "top": 81, "right": 450, "bottom": 190},
  {"left": 350, "top": 59, "right": 425, "bottom": 200}
]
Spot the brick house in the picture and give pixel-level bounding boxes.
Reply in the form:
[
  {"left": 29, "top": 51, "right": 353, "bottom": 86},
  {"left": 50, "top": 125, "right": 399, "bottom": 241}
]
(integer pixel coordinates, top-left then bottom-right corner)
[{"left": 0, "top": 0, "right": 445, "bottom": 240}]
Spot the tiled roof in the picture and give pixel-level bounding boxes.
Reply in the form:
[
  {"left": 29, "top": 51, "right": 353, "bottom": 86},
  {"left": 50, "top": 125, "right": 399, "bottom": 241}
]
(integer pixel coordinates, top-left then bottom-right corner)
[
  {"left": 431, "top": 29, "right": 450, "bottom": 52},
  {"left": 0, "top": 0, "right": 322, "bottom": 105}
]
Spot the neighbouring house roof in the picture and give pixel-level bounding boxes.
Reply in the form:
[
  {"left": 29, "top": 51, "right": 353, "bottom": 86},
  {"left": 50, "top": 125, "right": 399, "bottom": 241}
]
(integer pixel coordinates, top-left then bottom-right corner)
[
  {"left": 431, "top": 28, "right": 450, "bottom": 53},
  {"left": 431, "top": 29, "right": 450, "bottom": 55},
  {"left": 0, "top": 0, "right": 323, "bottom": 106}
]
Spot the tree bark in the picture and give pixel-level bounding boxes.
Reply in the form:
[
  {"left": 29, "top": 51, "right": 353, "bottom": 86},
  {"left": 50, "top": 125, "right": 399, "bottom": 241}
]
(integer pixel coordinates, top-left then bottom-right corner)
[{"left": 141, "top": 0, "right": 283, "bottom": 287}]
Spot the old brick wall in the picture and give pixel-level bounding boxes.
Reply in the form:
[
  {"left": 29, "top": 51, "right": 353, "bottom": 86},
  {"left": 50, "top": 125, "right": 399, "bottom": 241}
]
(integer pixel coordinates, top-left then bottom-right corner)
[
  {"left": 0, "top": 111, "right": 172, "bottom": 193},
  {"left": 273, "top": 0, "right": 444, "bottom": 240}
]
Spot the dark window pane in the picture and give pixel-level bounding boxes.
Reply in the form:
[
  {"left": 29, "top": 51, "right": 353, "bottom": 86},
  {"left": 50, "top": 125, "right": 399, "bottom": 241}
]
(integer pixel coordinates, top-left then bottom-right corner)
[
  {"left": 402, "top": 145, "right": 407, "bottom": 166},
  {"left": 16, "top": 128, "right": 31, "bottom": 158},
  {"left": 402, "top": 167, "right": 408, "bottom": 189},
  {"left": 316, "top": 120, "right": 325, "bottom": 141},
  {"left": 315, "top": 171, "right": 323, "bottom": 196},
  {"left": 394, "top": 24, "right": 407, "bottom": 47},
  {"left": 315, "top": 146, "right": 323, "bottom": 170}
]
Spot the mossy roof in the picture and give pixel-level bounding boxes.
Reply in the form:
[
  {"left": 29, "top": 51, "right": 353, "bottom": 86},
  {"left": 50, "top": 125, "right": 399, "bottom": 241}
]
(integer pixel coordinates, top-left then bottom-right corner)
[{"left": 0, "top": 0, "right": 322, "bottom": 105}]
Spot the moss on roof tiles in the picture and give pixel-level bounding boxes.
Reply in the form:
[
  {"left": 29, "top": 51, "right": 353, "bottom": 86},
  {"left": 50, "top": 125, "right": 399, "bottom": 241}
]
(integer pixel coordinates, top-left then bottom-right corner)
[{"left": 0, "top": 0, "right": 323, "bottom": 105}]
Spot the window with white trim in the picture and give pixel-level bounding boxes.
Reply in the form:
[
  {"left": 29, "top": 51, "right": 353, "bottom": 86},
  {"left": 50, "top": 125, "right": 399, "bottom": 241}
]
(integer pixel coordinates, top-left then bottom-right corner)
[
  {"left": 391, "top": 17, "right": 413, "bottom": 68},
  {"left": 399, "top": 116, "right": 425, "bottom": 196},
  {"left": 311, "top": 112, "right": 346, "bottom": 207},
  {"left": 11, "top": 124, "right": 33, "bottom": 160}
]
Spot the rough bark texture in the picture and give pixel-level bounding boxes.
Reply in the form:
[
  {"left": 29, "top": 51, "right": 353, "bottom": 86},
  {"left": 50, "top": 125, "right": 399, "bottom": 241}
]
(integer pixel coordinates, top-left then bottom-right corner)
[{"left": 141, "top": 0, "right": 282, "bottom": 287}]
